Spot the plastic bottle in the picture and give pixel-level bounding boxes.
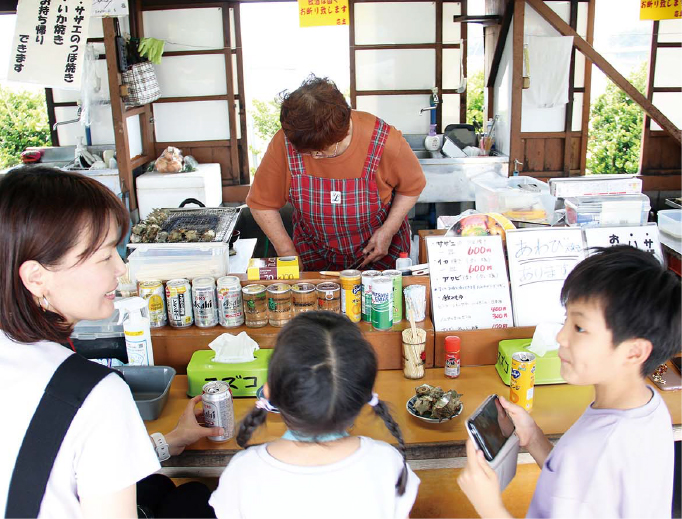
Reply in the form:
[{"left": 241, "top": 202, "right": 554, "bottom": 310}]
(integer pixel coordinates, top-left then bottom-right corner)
[
  {"left": 444, "top": 335, "right": 461, "bottom": 378},
  {"left": 115, "top": 297, "right": 154, "bottom": 366},
  {"left": 424, "top": 88, "right": 440, "bottom": 151},
  {"left": 396, "top": 252, "right": 413, "bottom": 273}
]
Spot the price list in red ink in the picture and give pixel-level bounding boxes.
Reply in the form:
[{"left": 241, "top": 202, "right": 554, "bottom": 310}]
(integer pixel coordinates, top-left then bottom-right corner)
[{"left": 426, "top": 235, "right": 514, "bottom": 332}]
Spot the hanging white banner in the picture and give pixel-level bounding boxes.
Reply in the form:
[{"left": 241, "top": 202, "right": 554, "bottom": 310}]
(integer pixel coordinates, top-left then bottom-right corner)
[{"left": 7, "top": 0, "right": 92, "bottom": 89}]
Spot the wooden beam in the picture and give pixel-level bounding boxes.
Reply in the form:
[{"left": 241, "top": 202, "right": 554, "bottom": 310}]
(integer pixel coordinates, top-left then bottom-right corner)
[
  {"left": 526, "top": 0, "right": 681, "bottom": 144},
  {"left": 349, "top": 0, "right": 357, "bottom": 108},
  {"left": 640, "top": 20, "right": 659, "bottom": 173},
  {"left": 486, "top": 0, "right": 513, "bottom": 88},
  {"left": 509, "top": 0, "right": 524, "bottom": 175},
  {"left": 44, "top": 88, "right": 60, "bottom": 146},
  {"left": 232, "top": 2, "right": 251, "bottom": 185},
  {"left": 459, "top": 0, "right": 467, "bottom": 125},
  {"left": 222, "top": 6, "right": 240, "bottom": 187},
  {"left": 562, "top": 0, "right": 578, "bottom": 176},
  {"left": 578, "top": 0, "right": 594, "bottom": 175}
]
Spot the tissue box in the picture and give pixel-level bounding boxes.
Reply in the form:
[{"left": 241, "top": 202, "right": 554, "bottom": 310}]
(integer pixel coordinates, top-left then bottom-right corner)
[
  {"left": 187, "top": 349, "right": 274, "bottom": 397},
  {"left": 247, "top": 256, "right": 300, "bottom": 280},
  {"left": 495, "top": 339, "right": 564, "bottom": 386}
]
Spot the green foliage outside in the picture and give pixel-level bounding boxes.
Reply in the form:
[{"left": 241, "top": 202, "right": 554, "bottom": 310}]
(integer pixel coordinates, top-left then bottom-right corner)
[
  {"left": 586, "top": 63, "right": 647, "bottom": 174},
  {"left": 249, "top": 98, "right": 282, "bottom": 177},
  {"left": 0, "top": 86, "right": 51, "bottom": 169},
  {"left": 466, "top": 69, "right": 485, "bottom": 131}
]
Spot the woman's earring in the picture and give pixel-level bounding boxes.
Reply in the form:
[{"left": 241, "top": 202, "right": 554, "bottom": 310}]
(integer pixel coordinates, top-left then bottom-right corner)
[{"left": 40, "top": 296, "right": 50, "bottom": 312}]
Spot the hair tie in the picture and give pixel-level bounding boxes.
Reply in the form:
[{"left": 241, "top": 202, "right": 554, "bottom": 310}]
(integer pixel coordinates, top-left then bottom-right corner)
[
  {"left": 255, "top": 397, "right": 277, "bottom": 413},
  {"left": 368, "top": 392, "right": 380, "bottom": 407}
]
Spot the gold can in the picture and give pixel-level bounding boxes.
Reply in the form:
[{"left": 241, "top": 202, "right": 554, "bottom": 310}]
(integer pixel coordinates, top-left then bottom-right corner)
[
  {"left": 339, "top": 269, "right": 362, "bottom": 323},
  {"left": 510, "top": 351, "right": 536, "bottom": 411},
  {"left": 138, "top": 280, "right": 167, "bottom": 328}
]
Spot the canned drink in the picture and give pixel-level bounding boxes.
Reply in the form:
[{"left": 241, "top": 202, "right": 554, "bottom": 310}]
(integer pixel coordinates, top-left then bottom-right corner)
[
  {"left": 165, "top": 279, "right": 193, "bottom": 328},
  {"left": 202, "top": 381, "right": 235, "bottom": 442},
  {"left": 340, "top": 269, "right": 362, "bottom": 323},
  {"left": 371, "top": 276, "right": 393, "bottom": 331},
  {"left": 510, "top": 351, "right": 536, "bottom": 411},
  {"left": 192, "top": 277, "right": 219, "bottom": 328},
  {"left": 361, "top": 270, "right": 381, "bottom": 322},
  {"left": 138, "top": 280, "right": 167, "bottom": 328},
  {"left": 217, "top": 276, "right": 244, "bottom": 328},
  {"left": 382, "top": 269, "right": 403, "bottom": 322}
]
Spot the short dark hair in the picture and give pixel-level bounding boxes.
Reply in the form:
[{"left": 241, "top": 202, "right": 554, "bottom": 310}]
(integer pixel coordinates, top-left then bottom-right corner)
[
  {"left": 279, "top": 75, "right": 351, "bottom": 153},
  {"left": 237, "top": 311, "right": 409, "bottom": 495},
  {"left": 0, "top": 167, "right": 129, "bottom": 344},
  {"left": 561, "top": 246, "right": 681, "bottom": 376}
]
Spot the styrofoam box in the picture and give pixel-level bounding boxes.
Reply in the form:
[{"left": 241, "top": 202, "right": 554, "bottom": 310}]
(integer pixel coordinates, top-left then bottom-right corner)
[
  {"left": 472, "top": 176, "right": 557, "bottom": 223},
  {"left": 136, "top": 163, "right": 222, "bottom": 219},
  {"left": 127, "top": 243, "right": 229, "bottom": 284},
  {"left": 564, "top": 194, "right": 650, "bottom": 227},
  {"left": 658, "top": 209, "right": 682, "bottom": 239}
]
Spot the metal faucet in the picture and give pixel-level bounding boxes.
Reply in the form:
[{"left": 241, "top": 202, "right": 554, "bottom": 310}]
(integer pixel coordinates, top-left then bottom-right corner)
[
  {"left": 420, "top": 106, "right": 437, "bottom": 114},
  {"left": 53, "top": 107, "right": 82, "bottom": 131},
  {"left": 420, "top": 88, "right": 440, "bottom": 115}
]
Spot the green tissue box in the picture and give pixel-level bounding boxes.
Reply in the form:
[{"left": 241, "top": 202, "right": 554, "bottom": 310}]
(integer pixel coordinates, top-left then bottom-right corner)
[
  {"left": 495, "top": 339, "right": 565, "bottom": 386},
  {"left": 187, "top": 349, "right": 274, "bottom": 397}
]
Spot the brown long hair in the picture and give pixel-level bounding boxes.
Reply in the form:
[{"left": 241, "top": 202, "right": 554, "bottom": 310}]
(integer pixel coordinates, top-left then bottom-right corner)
[
  {"left": 0, "top": 167, "right": 129, "bottom": 344},
  {"left": 279, "top": 75, "right": 351, "bottom": 153}
]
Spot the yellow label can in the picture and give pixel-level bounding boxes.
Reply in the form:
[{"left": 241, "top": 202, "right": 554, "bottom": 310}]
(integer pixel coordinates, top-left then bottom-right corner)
[
  {"left": 510, "top": 351, "right": 536, "bottom": 411},
  {"left": 339, "top": 269, "right": 362, "bottom": 323}
]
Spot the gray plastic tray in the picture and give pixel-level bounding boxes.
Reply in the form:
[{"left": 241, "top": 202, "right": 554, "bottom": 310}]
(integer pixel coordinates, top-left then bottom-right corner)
[{"left": 114, "top": 365, "right": 176, "bottom": 420}]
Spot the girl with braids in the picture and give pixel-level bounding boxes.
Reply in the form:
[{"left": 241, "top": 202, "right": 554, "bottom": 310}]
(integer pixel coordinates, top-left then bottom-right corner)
[{"left": 209, "top": 311, "right": 420, "bottom": 518}]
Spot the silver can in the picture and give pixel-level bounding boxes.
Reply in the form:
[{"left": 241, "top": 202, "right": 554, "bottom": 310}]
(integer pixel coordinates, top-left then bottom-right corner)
[
  {"left": 138, "top": 280, "right": 167, "bottom": 328},
  {"left": 192, "top": 277, "right": 218, "bottom": 328},
  {"left": 165, "top": 278, "right": 193, "bottom": 328},
  {"left": 361, "top": 270, "right": 381, "bottom": 322},
  {"left": 202, "top": 381, "right": 234, "bottom": 442},
  {"left": 217, "top": 276, "right": 244, "bottom": 328}
]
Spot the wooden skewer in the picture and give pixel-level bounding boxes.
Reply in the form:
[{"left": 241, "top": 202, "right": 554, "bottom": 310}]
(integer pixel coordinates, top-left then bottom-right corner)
[{"left": 319, "top": 271, "right": 341, "bottom": 277}]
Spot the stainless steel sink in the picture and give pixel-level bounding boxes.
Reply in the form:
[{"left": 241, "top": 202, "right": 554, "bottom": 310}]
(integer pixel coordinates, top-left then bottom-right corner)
[{"left": 412, "top": 150, "right": 445, "bottom": 159}]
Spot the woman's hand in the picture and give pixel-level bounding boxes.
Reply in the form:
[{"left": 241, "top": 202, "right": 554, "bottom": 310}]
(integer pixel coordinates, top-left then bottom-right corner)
[
  {"left": 498, "top": 395, "right": 553, "bottom": 467},
  {"left": 360, "top": 225, "right": 394, "bottom": 267},
  {"left": 164, "top": 395, "right": 224, "bottom": 456},
  {"left": 457, "top": 439, "right": 510, "bottom": 518}
]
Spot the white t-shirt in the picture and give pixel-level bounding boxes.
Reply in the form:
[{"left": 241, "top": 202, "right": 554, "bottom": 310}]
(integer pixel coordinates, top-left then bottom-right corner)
[
  {"left": 209, "top": 436, "right": 420, "bottom": 519},
  {"left": 0, "top": 331, "right": 160, "bottom": 518}
]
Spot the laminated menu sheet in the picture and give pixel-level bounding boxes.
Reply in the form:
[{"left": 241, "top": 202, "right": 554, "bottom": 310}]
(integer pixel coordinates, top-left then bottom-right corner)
[
  {"left": 426, "top": 235, "right": 513, "bottom": 332},
  {"left": 506, "top": 228, "right": 585, "bottom": 327}
]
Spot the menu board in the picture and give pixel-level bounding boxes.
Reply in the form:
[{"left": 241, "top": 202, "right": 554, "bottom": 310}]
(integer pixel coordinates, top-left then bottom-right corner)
[
  {"left": 426, "top": 235, "right": 514, "bottom": 332},
  {"left": 506, "top": 228, "right": 585, "bottom": 327},
  {"left": 583, "top": 224, "right": 663, "bottom": 264}
]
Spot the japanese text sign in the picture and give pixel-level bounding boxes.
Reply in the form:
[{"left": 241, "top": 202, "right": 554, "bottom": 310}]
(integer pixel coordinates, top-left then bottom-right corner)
[
  {"left": 583, "top": 224, "right": 663, "bottom": 264},
  {"left": 640, "top": 0, "right": 682, "bottom": 20},
  {"left": 298, "top": 0, "right": 349, "bottom": 27},
  {"left": 91, "top": 0, "right": 128, "bottom": 17},
  {"left": 426, "top": 235, "right": 513, "bottom": 332},
  {"left": 8, "top": 0, "right": 92, "bottom": 89},
  {"left": 506, "top": 228, "right": 585, "bottom": 327}
]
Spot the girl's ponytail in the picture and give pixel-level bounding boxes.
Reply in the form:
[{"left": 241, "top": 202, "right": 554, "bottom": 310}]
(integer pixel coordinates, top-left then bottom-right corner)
[
  {"left": 236, "top": 407, "right": 267, "bottom": 448},
  {"left": 372, "top": 400, "right": 408, "bottom": 496}
]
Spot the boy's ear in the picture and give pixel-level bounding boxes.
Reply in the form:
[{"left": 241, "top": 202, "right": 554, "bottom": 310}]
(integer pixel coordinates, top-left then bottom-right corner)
[{"left": 621, "top": 338, "right": 653, "bottom": 368}]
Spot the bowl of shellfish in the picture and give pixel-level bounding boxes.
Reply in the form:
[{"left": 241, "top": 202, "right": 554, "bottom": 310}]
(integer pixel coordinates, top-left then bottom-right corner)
[{"left": 406, "top": 384, "right": 463, "bottom": 423}]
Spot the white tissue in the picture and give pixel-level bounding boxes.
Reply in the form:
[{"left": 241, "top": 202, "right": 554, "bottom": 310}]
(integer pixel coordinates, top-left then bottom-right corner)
[
  {"left": 527, "top": 322, "right": 563, "bottom": 357},
  {"left": 209, "top": 332, "right": 259, "bottom": 363}
]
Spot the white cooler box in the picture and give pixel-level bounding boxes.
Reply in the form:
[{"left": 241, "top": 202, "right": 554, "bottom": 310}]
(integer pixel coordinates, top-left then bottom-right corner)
[{"left": 136, "top": 163, "right": 222, "bottom": 219}]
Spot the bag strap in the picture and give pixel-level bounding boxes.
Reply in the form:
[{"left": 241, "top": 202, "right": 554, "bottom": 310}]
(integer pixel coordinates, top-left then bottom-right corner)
[{"left": 5, "top": 354, "right": 117, "bottom": 518}]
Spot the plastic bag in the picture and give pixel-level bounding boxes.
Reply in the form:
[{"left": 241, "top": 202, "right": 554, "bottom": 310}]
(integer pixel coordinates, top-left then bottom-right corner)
[{"left": 154, "top": 146, "right": 183, "bottom": 173}]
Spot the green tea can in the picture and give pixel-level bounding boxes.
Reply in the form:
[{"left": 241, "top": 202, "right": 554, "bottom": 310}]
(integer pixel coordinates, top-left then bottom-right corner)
[
  {"left": 371, "top": 276, "right": 393, "bottom": 331},
  {"left": 361, "top": 270, "right": 381, "bottom": 322},
  {"left": 382, "top": 269, "right": 403, "bottom": 322}
]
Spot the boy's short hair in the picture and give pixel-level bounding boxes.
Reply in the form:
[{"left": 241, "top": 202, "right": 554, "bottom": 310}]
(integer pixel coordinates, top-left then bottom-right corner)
[{"left": 561, "top": 245, "right": 681, "bottom": 376}]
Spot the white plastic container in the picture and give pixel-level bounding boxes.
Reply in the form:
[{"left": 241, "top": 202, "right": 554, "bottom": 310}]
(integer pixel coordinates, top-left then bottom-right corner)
[
  {"left": 658, "top": 209, "right": 682, "bottom": 239},
  {"left": 115, "top": 297, "right": 154, "bottom": 366},
  {"left": 127, "top": 243, "right": 229, "bottom": 284},
  {"left": 564, "top": 194, "right": 650, "bottom": 227},
  {"left": 473, "top": 176, "right": 557, "bottom": 223},
  {"left": 136, "top": 163, "right": 222, "bottom": 219}
]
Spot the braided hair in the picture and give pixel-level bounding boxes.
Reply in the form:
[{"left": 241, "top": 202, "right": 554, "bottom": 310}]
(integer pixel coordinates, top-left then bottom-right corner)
[{"left": 236, "top": 311, "right": 409, "bottom": 495}]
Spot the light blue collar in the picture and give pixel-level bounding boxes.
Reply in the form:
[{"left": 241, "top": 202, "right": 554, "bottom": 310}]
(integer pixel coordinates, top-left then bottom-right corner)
[{"left": 281, "top": 429, "right": 350, "bottom": 443}]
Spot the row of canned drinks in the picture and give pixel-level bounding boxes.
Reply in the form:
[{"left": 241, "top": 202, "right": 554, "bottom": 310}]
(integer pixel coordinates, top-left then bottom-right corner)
[{"left": 137, "top": 269, "right": 405, "bottom": 330}]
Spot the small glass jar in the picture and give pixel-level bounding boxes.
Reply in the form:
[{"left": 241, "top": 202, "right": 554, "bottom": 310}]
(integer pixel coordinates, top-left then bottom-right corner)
[
  {"left": 316, "top": 282, "right": 341, "bottom": 313},
  {"left": 242, "top": 284, "right": 268, "bottom": 328},
  {"left": 291, "top": 283, "right": 317, "bottom": 314},
  {"left": 267, "top": 283, "right": 293, "bottom": 327}
]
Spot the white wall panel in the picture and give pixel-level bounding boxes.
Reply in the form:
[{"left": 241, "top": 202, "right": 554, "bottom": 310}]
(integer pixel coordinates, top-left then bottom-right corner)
[
  {"left": 127, "top": 115, "right": 143, "bottom": 158},
  {"left": 650, "top": 92, "right": 682, "bottom": 130},
  {"left": 355, "top": 2, "right": 435, "bottom": 44},
  {"left": 153, "top": 101, "right": 230, "bottom": 141},
  {"left": 356, "top": 49, "right": 435, "bottom": 91},
  {"left": 356, "top": 95, "right": 431, "bottom": 134},
  {"left": 442, "top": 3, "right": 462, "bottom": 43},
  {"left": 143, "top": 8, "right": 224, "bottom": 51},
  {"left": 654, "top": 48, "right": 682, "bottom": 88},
  {"left": 154, "top": 55, "right": 227, "bottom": 97}
]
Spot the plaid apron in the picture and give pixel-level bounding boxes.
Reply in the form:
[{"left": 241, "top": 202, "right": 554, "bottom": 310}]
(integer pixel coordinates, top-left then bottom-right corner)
[{"left": 285, "top": 117, "right": 411, "bottom": 271}]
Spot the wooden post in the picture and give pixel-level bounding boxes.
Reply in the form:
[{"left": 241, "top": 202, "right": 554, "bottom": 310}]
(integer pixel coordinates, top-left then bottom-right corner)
[
  {"left": 509, "top": 0, "right": 525, "bottom": 175},
  {"left": 578, "top": 0, "right": 595, "bottom": 175}
]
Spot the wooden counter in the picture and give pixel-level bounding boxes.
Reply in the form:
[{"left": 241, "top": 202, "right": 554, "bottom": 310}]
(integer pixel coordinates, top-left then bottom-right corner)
[{"left": 146, "top": 366, "right": 682, "bottom": 477}]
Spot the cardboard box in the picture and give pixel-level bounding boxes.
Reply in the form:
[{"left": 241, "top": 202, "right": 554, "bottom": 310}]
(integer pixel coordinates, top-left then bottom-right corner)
[{"left": 247, "top": 256, "right": 300, "bottom": 280}]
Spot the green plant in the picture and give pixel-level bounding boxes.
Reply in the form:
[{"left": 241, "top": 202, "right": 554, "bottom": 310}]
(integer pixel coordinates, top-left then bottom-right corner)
[
  {"left": 466, "top": 69, "right": 485, "bottom": 131},
  {"left": 587, "top": 62, "right": 647, "bottom": 174},
  {"left": 250, "top": 98, "right": 282, "bottom": 143},
  {"left": 0, "top": 86, "right": 51, "bottom": 169}
]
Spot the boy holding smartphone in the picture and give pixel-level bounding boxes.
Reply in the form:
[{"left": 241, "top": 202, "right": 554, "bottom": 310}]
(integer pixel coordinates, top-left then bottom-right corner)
[{"left": 458, "top": 246, "right": 681, "bottom": 518}]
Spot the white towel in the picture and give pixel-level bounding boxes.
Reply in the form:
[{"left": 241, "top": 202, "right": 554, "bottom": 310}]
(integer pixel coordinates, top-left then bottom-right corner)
[{"left": 523, "top": 36, "right": 574, "bottom": 109}]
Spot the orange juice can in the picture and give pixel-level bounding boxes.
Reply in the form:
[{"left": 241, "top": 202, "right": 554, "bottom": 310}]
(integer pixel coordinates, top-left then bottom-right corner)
[
  {"left": 340, "top": 269, "right": 362, "bottom": 323},
  {"left": 510, "top": 352, "right": 536, "bottom": 411}
]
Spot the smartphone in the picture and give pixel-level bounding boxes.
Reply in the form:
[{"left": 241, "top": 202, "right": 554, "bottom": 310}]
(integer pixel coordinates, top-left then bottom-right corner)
[
  {"left": 649, "top": 364, "right": 682, "bottom": 391},
  {"left": 466, "top": 395, "right": 516, "bottom": 462},
  {"left": 671, "top": 356, "right": 682, "bottom": 374}
]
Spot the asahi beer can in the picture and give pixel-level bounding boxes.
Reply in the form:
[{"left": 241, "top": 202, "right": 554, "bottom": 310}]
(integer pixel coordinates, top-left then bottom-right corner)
[
  {"left": 361, "top": 270, "right": 381, "bottom": 322},
  {"left": 340, "top": 269, "right": 362, "bottom": 323},
  {"left": 382, "top": 269, "right": 403, "bottom": 323},
  {"left": 510, "top": 351, "right": 536, "bottom": 412},
  {"left": 138, "top": 280, "right": 167, "bottom": 328},
  {"left": 371, "top": 276, "right": 393, "bottom": 331},
  {"left": 202, "top": 381, "right": 234, "bottom": 442},
  {"left": 192, "top": 277, "right": 219, "bottom": 328},
  {"left": 217, "top": 276, "right": 244, "bottom": 328},
  {"left": 165, "top": 278, "right": 193, "bottom": 328}
]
